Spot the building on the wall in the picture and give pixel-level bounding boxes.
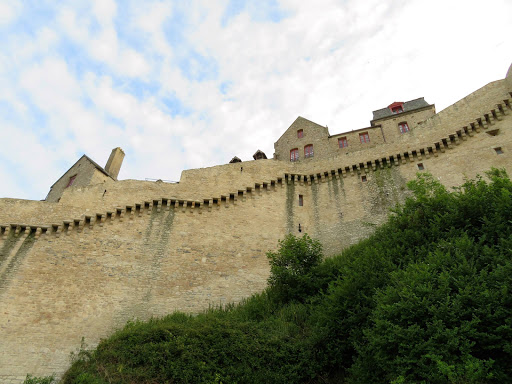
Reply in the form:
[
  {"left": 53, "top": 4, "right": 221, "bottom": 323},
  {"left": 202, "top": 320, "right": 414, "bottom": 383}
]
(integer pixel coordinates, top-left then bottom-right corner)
[
  {"left": 46, "top": 147, "right": 125, "bottom": 203},
  {"left": 0, "top": 63, "right": 511, "bottom": 383},
  {"left": 273, "top": 97, "right": 435, "bottom": 163}
]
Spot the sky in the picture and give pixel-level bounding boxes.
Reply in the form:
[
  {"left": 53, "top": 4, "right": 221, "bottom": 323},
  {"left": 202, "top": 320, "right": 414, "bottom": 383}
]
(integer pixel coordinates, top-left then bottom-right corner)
[{"left": 1, "top": 0, "right": 511, "bottom": 200}]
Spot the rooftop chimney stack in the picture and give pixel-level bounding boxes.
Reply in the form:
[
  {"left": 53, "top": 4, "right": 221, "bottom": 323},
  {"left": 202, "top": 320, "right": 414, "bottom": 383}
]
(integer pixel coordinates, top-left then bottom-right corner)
[
  {"left": 105, "top": 147, "right": 125, "bottom": 180},
  {"left": 506, "top": 62, "right": 512, "bottom": 88}
]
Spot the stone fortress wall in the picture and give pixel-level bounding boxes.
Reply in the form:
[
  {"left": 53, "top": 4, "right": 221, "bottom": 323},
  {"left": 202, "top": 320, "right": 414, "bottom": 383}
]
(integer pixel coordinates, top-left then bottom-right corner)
[{"left": 0, "top": 68, "right": 511, "bottom": 383}]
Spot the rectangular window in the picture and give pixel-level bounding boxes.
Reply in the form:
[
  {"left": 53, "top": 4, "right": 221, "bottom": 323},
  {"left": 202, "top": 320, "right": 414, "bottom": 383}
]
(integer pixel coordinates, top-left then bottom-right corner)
[
  {"left": 290, "top": 148, "right": 299, "bottom": 162},
  {"left": 304, "top": 144, "right": 314, "bottom": 158},
  {"left": 399, "top": 122, "right": 410, "bottom": 133},
  {"left": 297, "top": 129, "right": 303, "bottom": 138},
  {"left": 494, "top": 147, "right": 503, "bottom": 154},
  {"left": 66, "top": 175, "right": 77, "bottom": 188},
  {"left": 417, "top": 163, "right": 424, "bottom": 170},
  {"left": 361, "top": 175, "right": 367, "bottom": 182},
  {"left": 338, "top": 137, "right": 348, "bottom": 148},
  {"left": 359, "top": 132, "right": 370, "bottom": 144},
  {"left": 392, "top": 106, "right": 403, "bottom": 114},
  {"left": 298, "top": 195, "right": 303, "bottom": 206}
]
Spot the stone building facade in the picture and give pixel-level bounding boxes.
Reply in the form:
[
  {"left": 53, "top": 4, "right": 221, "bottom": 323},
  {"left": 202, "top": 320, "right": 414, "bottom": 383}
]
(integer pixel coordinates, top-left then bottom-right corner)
[
  {"left": 274, "top": 98, "right": 436, "bottom": 162},
  {"left": 0, "top": 64, "right": 511, "bottom": 382}
]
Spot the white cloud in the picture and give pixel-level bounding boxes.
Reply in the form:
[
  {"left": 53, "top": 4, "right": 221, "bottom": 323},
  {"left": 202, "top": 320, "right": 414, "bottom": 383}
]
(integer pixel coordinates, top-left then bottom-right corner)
[
  {"left": 92, "top": 0, "right": 117, "bottom": 26},
  {"left": 57, "top": 5, "right": 151, "bottom": 78},
  {"left": 0, "top": 0, "right": 511, "bottom": 200},
  {"left": 0, "top": 0, "right": 21, "bottom": 27}
]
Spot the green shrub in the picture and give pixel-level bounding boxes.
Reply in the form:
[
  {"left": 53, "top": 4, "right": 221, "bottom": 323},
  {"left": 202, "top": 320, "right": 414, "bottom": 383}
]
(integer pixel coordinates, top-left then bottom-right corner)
[
  {"left": 23, "top": 375, "right": 56, "bottom": 384},
  {"left": 266, "top": 233, "right": 323, "bottom": 304}
]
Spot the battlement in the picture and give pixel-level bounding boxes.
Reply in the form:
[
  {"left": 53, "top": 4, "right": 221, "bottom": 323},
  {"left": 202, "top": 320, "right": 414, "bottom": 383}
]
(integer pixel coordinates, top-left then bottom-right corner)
[{"left": 2, "top": 84, "right": 511, "bottom": 244}]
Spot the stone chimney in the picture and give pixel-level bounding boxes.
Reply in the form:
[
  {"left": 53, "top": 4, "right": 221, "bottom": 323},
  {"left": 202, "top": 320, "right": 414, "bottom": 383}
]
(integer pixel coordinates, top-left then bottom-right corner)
[
  {"left": 506, "top": 62, "right": 512, "bottom": 88},
  {"left": 105, "top": 147, "right": 125, "bottom": 180}
]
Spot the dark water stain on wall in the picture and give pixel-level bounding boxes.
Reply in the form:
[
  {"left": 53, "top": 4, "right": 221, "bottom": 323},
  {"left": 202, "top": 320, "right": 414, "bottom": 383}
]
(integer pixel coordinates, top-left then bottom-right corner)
[
  {"left": 285, "top": 182, "right": 295, "bottom": 233},
  {"left": 0, "top": 233, "right": 35, "bottom": 293}
]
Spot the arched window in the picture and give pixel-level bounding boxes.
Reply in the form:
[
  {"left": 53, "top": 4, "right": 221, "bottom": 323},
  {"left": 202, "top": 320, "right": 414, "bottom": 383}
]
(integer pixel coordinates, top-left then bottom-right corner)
[
  {"left": 290, "top": 148, "right": 299, "bottom": 162},
  {"left": 304, "top": 144, "right": 314, "bottom": 158},
  {"left": 399, "top": 122, "right": 410, "bottom": 133}
]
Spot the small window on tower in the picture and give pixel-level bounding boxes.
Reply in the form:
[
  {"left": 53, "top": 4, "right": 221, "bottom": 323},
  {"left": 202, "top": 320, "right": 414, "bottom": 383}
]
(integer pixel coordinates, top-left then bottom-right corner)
[
  {"left": 338, "top": 137, "right": 348, "bottom": 148},
  {"left": 304, "top": 144, "right": 314, "bottom": 158},
  {"left": 297, "top": 129, "right": 303, "bottom": 138},
  {"left": 298, "top": 195, "right": 303, "bottom": 206},
  {"left": 359, "top": 132, "right": 370, "bottom": 144},
  {"left": 361, "top": 175, "right": 367, "bottom": 182},
  {"left": 66, "top": 175, "right": 77, "bottom": 188},
  {"left": 417, "top": 163, "right": 424, "bottom": 170},
  {"left": 399, "top": 122, "right": 410, "bottom": 133},
  {"left": 494, "top": 147, "right": 504, "bottom": 154},
  {"left": 290, "top": 148, "right": 299, "bottom": 162}
]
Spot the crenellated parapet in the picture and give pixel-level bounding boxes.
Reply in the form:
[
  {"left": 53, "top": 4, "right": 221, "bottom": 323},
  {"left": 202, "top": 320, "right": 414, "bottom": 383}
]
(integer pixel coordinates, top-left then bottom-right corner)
[{"left": 2, "top": 89, "right": 511, "bottom": 246}]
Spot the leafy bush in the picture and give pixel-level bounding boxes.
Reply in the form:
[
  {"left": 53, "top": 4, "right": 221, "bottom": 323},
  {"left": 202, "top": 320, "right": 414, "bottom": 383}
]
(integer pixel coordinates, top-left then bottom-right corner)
[
  {"left": 266, "top": 233, "right": 323, "bottom": 304},
  {"left": 24, "top": 375, "right": 56, "bottom": 384}
]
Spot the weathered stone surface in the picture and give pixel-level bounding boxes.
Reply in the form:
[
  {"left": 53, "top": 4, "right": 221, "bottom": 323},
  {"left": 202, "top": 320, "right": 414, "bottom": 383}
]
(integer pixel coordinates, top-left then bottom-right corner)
[{"left": 0, "top": 73, "right": 511, "bottom": 383}]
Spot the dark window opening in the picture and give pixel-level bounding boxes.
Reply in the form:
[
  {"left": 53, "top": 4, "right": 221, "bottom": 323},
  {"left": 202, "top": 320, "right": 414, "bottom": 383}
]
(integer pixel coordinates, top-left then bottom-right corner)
[
  {"left": 417, "top": 163, "right": 424, "bottom": 170},
  {"left": 494, "top": 147, "right": 504, "bottom": 154},
  {"left": 487, "top": 129, "right": 500, "bottom": 136},
  {"left": 66, "top": 175, "right": 77, "bottom": 188},
  {"left": 361, "top": 175, "right": 367, "bottom": 182},
  {"left": 298, "top": 195, "right": 303, "bottom": 206}
]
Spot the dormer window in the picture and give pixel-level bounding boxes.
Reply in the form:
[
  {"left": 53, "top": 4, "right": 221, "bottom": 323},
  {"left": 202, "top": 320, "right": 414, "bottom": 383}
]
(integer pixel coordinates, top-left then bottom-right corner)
[
  {"left": 399, "top": 122, "right": 410, "bottom": 133},
  {"left": 304, "top": 144, "right": 314, "bottom": 158},
  {"left": 297, "top": 129, "right": 303, "bottom": 138},
  {"left": 388, "top": 102, "right": 404, "bottom": 114},
  {"left": 290, "top": 148, "right": 299, "bottom": 162}
]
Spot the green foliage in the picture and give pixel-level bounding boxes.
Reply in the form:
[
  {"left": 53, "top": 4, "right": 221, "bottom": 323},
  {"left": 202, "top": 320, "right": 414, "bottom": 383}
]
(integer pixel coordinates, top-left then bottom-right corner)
[
  {"left": 24, "top": 375, "right": 57, "bottom": 384},
  {"left": 266, "top": 234, "right": 323, "bottom": 303},
  {"left": 62, "top": 169, "right": 512, "bottom": 383}
]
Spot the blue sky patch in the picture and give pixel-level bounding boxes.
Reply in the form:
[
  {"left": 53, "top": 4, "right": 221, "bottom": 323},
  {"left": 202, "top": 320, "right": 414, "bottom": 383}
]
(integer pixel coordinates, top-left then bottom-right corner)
[
  {"left": 219, "top": 81, "right": 232, "bottom": 95},
  {"left": 221, "top": 0, "right": 288, "bottom": 26},
  {"left": 177, "top": 50, "right": 218, "bottom": 82},
  {"left": 162, "top": 93, "right": 192, "bottom": 117}
]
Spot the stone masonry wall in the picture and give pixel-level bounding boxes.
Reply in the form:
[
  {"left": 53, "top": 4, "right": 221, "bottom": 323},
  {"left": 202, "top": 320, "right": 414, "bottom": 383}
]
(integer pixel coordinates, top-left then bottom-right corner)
[{"left": 0, "top": 76, "right": 511, "bottom": 382}]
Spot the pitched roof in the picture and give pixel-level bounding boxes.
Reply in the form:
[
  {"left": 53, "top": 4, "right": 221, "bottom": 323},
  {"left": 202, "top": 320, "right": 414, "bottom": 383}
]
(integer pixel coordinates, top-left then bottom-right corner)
[
  {"left": 274, "top": 116, "right": 329, "bottom": 144},
  {"left": 372, "top": 97, "right": 431, "bottom": 120},
  {"left": 50, "top": 154, "right": 114, "bottom": 188},
  {"left": 252, "top": 150, "right": 267, "bottom": 160}
]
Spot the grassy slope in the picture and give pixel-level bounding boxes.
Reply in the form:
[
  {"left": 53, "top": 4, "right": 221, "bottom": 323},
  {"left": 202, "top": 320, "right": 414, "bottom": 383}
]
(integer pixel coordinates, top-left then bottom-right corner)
[{"left": 55, "top": 170, "right": 512, "bottom": 384}]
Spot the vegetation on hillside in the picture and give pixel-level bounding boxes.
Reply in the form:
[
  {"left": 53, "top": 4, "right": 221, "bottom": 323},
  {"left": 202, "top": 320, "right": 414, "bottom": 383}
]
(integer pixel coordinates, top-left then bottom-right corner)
[{"left": 29, "top": 170, "right": 512, "bottom": 383}]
